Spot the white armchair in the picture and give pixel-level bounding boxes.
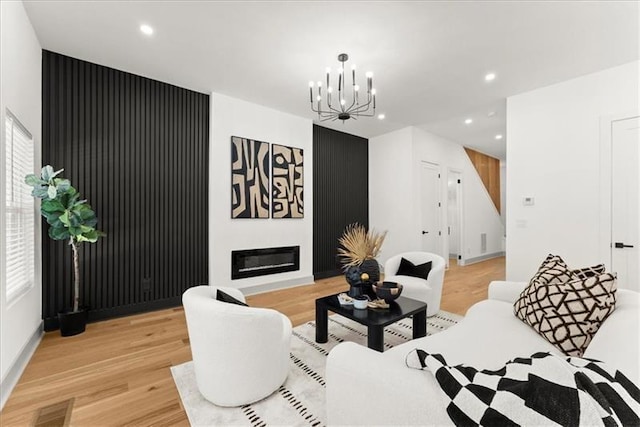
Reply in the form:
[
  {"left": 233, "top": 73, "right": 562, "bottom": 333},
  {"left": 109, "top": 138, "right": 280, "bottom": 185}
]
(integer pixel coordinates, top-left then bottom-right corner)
[
  {"left": 383, "top": 252, "right": 445, "bottom": 316},
  {"left": 182, "top": 285, "right": 292, "bottom": 407}
]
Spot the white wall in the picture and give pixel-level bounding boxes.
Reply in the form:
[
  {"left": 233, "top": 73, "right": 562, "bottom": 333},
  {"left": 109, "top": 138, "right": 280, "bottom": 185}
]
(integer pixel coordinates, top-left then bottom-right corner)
[
  {"left": 369, "top": 126, "right": 505, "bottom": 267},
  {"left": 209, "top": 93, "right": 313, "bottom": 293},
  {"left": 506, "top": 61, "right": 639, "bottom": 281},
  {"left": 0, "top": 0, "right": 43, "bottom": 408},
  {"left": 368, "top": 127, "right": 415, "bottom": 261}
]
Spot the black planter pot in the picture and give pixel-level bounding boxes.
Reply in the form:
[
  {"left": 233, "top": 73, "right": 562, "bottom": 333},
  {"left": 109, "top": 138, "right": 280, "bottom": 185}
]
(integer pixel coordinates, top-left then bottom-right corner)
[
  {"left": 359, "top": 259, "right": 381, "bottom": 283},
  {"left": 58, "top": 308, "right": 88, "bottom": 337},
  {"left": 348, "top": 285, "right": 364, "bottom": 298},
  {"left": 361, "top": 282, "right": 376, "bottom": 299},
  {"left": 344, "top": 260, "right": 381, "bottom": 299}
]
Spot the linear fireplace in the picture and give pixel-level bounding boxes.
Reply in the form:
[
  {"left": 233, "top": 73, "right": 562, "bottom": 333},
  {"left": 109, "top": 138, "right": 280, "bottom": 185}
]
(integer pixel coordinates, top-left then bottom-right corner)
[{"left": 231, "top": 246, "right": 300, "bottom": 280}]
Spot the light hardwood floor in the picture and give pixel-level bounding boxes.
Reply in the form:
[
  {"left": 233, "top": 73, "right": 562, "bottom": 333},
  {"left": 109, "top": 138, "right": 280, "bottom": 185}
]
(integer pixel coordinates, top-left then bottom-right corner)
[{"left": 0, "top": 256, "right": 504, "bottom": 426}]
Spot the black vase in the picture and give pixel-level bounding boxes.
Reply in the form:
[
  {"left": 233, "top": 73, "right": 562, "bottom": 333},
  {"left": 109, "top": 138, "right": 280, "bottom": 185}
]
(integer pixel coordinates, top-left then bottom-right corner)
[
  {"left": 359, "top": 259, "right": 380, "bottom": 298},
  {"left": 348, "top": 285, "right": 364, "bottom": 298},
  {"left": 359, "top": 259, "right": 381, "bottom": 283},
  {"left": 58, "top": 308, "right": 88, "bottom": 337}
]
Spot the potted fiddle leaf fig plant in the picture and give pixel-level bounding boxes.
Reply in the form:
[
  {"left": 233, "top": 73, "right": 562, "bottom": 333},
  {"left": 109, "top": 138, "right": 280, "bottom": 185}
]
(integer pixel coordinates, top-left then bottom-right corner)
[{"left": 25, "top": 165, "right": 104, "bottom": 336}]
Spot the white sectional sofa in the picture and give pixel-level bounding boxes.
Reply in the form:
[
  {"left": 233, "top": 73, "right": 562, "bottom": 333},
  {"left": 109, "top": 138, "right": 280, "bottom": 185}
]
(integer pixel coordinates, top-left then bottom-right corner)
[{"left": 326, "top": 281, "right": 640, "bottom": 426}]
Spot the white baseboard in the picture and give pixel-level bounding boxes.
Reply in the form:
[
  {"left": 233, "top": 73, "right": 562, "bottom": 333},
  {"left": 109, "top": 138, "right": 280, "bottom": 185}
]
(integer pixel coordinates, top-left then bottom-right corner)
[
  {"left": 241, "top": 275, "right": 315, "bottom": 296},
  {"left": 0, "top": 322, "right": 43, "bottom": 410},
  {"left": 460, "top": 251, "right": 505, "bottom": 266}
]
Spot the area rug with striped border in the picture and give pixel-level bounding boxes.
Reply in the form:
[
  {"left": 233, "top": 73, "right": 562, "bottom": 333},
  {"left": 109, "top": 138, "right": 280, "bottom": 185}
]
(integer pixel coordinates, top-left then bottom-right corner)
[{"left": 171, "top": 311, "right": 462, "bottom": 426}]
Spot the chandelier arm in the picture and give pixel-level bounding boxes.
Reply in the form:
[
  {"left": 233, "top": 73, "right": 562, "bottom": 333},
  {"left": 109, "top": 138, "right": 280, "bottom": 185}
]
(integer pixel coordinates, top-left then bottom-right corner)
[
  {"left": 326, "top": 104, "right": 344, "bottom": 114},
  {"left": 349, "top": 101, "right": 373, "bottom": 114},
  {"left": 353, "top": 83, "right": 359, "bottom": 107},
  {"left": 313, "top": 105, "right": 340, "bottom": 116},
  {"left": 345, "top": 86, "right": 370, "bottom": 115},
  {"left": 354, "top": 95, "right": 373, "bottom": 109},
  {"left": 346, "top": 94, "right": 371, "bottom": 115},
  {"left": 339, "top": 56, "right": 347, "bottom": 112},
  {"left": 321, "top": 109, "right": 345, "bottom": 118},
  {"left": 313, "top": 103, "right": 343, "bottom": 115},
  {"left": 345, "top": 90, "right": 358, "bottom": 112},
  {"left": 353, "top": 108, "right": 377, "bottom": 117}
]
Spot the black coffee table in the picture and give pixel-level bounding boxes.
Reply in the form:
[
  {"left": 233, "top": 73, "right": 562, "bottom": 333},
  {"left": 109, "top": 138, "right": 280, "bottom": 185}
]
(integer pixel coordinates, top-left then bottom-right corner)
[{"left": 315, "top": 293, "right": 428, "bottom": 352}]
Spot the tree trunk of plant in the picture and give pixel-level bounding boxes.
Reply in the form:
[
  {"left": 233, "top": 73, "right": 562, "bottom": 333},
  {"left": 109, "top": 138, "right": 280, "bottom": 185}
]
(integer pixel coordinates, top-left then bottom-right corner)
[{"left": 70, "top": 239, "right": 80, "bottom": 312}]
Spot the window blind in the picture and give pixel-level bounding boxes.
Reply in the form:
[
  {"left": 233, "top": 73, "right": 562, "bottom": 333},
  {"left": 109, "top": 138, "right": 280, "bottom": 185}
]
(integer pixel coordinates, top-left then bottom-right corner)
[{"left": 5, "top": 110, "right": 35, "bottom": 302}]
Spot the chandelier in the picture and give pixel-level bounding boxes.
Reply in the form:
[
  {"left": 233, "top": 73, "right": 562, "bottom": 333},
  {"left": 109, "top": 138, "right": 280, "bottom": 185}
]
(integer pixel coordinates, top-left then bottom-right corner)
[{"left": 309, "top": 53, "right": 376, "bottom": 122}]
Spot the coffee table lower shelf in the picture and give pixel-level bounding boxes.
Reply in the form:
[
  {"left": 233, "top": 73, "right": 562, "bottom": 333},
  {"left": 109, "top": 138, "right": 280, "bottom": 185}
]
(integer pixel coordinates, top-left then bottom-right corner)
[{"left": 315, "top": 293, "right": 428, "bottom": 352}]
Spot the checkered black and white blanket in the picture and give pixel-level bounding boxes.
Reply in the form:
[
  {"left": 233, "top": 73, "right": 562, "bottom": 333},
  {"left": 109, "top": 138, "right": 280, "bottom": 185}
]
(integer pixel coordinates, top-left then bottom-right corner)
[{"left": 406, "top": 350, "right": 640, "bottom": 426}]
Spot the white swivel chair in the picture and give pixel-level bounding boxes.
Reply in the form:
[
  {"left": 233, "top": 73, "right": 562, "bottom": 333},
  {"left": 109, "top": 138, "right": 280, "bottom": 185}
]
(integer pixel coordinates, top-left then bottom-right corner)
[
  {"left": 383, "top": 252, "right": 445, "bottom": 317},
  {"left": 182, "top": 285, "right": 292, "bottom": 407}
]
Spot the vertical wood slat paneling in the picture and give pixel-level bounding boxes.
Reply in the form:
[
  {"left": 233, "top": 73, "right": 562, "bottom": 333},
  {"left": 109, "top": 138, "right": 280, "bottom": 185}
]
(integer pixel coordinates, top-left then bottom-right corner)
[
  {"left": 41, "top": 51, "right": 209, "bottom": 330},
  {"left": 464, "top": 147, "right": 501, "bottom": 213},
  {"left": 312, "top": 125, "right": 369, "bottom": 279}
]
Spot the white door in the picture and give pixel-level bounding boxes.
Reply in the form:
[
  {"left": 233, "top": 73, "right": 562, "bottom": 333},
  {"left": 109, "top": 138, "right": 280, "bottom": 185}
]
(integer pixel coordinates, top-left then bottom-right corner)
[
  {"left": 447, "top": 170, "right": 462, "bottom": 263},
  {"left": 611, "top": 116, "right": 639, "bottom": 291},
  {"left": 420, "top": 162, "right": 441, "bottom": 254}
]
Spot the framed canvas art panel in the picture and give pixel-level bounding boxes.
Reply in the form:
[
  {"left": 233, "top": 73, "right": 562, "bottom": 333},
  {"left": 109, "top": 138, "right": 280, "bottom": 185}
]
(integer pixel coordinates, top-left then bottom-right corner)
[
  {"left": 272, "top": 144, "right": 304, "bottom": 218},
  {"left": 231, "top": 136, "right": 270, "bottom": 218}
]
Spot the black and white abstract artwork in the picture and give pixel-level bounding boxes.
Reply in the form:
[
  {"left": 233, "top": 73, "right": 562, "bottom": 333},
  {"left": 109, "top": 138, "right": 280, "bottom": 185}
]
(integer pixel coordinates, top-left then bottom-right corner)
[
  {"left": 231, "top": 136, "right": 269, "bottom": 218},
  {"left": 272, "top": 144, "right": 304, "bottom": 218}
]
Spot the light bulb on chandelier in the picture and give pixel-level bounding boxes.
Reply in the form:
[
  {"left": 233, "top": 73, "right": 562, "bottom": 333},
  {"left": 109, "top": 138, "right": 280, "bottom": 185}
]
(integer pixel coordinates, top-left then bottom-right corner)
[{"left": 309, "top": 53, "right": 377, "bottom": 122}]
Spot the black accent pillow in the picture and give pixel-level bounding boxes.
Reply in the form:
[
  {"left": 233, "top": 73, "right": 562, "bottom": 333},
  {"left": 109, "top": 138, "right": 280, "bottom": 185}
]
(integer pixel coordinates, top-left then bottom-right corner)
[
  {"left": 216, "top": 289, "right": 248, "bottom": 307},
  {"left": 396, "top": 258, "right": 432, "bottom": 280}
]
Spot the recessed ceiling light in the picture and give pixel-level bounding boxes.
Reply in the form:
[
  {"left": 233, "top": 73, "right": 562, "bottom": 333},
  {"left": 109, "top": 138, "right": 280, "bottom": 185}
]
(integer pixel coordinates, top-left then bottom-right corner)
[
  {"left": 485, "top": 73, "right": 496, "bottom": 81},
  {"left": 464, "top": 118, "right": 473, "bottom": 125},
  {"left": 495, "top": 134, "right": 503, "bottom": 140},
  {"left": 140, "top": 24, "right": 154, "bottom": 35},
  {"left": 377, "top": 114, "right": 385, "bottom": 120}
]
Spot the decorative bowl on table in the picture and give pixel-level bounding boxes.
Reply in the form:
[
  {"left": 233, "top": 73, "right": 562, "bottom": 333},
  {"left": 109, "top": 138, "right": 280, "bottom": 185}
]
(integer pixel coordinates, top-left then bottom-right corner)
[{"left": 372, "top": 281, "right": 403, "bottom": 303}]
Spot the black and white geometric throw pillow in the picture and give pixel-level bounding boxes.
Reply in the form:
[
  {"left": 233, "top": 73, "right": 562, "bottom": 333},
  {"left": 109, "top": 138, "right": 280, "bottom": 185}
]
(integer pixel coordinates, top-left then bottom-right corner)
[
  {"left": 406, "top": 350, "right": 640, "bottom": 427},
  {"left": 531, "top": 254, "right": 576, "bottom": 284},
  {"left": 514, "top": 254, "right": 577, "bottom": 322},
  {"left": 514, "top": 272, "right": 617, "bottom": 356},
  {"left": 572, "top": 263, "right": 606, "bottom": 280}
]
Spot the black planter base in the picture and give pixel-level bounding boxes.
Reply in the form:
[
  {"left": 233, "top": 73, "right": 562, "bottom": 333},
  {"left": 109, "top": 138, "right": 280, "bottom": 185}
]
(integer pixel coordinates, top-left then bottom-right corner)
[
  {"left": 58, "top": 309, "right": 88, "bottom": 337},
  {"left": 348, "top": 285, "right": 363, "bottom": 298},
  {"left": 359, "top": 259, "right": 381, "bottom": 283}
]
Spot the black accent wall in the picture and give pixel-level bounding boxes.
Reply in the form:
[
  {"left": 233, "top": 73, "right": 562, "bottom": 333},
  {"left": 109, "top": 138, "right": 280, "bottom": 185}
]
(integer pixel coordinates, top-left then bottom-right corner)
[
  {"left": 42, "top": 51, "right": 209, "bottom": 330},
  {"left": 312, "top": 125, "right": 369, "bottom": 279}
]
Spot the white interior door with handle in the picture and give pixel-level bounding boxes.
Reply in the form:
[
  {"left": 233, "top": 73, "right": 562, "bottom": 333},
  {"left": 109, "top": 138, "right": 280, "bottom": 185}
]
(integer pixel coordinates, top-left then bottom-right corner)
[
  {"left": 611, "top": 116, "right": 639, "bottom": 291},
  {"left": 447, "top": 170, "right": 462, "bottom": 263},
  {"left": 420, "top": 162, "right": 441, "bottom": 255}
]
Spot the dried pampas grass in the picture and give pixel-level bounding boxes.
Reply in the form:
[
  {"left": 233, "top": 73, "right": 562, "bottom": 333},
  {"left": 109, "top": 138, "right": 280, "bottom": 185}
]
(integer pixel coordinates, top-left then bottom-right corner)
[{"left": 338, "top": 223, "right": 387, "bottom": 267}]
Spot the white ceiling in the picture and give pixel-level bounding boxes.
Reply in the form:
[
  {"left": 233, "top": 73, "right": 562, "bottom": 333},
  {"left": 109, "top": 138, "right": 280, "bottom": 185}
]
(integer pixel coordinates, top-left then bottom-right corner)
[{"left": 23, "top": 1, "right": 639, "bottom": 160}]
